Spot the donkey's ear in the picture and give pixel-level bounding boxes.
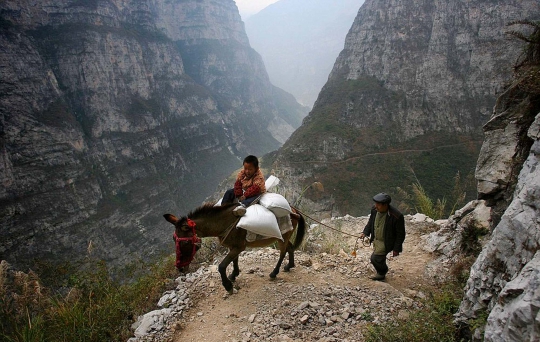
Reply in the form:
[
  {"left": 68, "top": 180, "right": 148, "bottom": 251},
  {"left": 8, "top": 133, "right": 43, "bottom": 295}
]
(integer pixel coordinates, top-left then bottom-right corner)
[{"left": 163, "top": 214, "right": 179, "bottom": 224}]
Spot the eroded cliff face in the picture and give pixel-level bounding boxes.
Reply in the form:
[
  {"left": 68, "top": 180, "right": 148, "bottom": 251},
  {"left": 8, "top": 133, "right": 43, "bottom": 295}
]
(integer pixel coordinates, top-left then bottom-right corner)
[
  {"left": 270, "top": 0, "right": 539, "bottom": 216},
  {"left": 455, "top": 52, "right": 540, "bottom": 340},
  {"left": 420, "top": 23, "right": 539, "bottom": 340},
  {"left": 330, "top": 0, "right": 540, "bottom": 138},
  {"left": 0, "top": 0, "right": 307, "bottom": 272}
]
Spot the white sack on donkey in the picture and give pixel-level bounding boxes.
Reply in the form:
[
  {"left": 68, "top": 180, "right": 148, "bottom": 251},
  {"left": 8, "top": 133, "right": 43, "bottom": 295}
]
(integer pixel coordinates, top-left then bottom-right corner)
[
  {"left": 265, "top": 175, "right": 280, "bottom": 190},
  {"left": 216, "top": 175, "right": 292, "bottom": 239},
  {"left": 237, "top": 204, "right": 283, "bottom": 240},
  {"left": 259, "top": 192, "right": 292, "bottom": 217}
]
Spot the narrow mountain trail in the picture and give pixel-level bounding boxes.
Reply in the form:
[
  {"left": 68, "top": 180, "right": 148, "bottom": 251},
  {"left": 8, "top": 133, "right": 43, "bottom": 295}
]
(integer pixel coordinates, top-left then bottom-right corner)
[
  {"left": 166, "top": 215, "right": 438, "bottom": 342},
  {"left": 285, "top": 139, "right": 482, "bottom": 165}
]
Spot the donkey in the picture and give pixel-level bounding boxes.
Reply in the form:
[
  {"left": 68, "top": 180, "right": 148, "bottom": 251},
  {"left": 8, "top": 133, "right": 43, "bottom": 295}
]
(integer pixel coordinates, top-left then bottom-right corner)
[{"left": 164, "top": 202, "right": 306, "bottom": 294}]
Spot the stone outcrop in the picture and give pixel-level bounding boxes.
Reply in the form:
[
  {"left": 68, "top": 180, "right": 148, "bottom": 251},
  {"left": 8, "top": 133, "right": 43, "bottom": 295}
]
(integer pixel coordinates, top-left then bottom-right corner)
[
  {"left": 475, "top": 75, "right": 539, "bottom": 226},
  {"left": 0, "top": 0, "right": 307, "bottom": 272},
  {"left": 456, "top": 111, "right": 540, "bottom": 341},
  {"left": 128, "top": 270, "right": 196, "bottom": 341},
  {"left": 422, "top": 200, "right": 491, "bottom": 281},
  {"left": 484, "top": 252, "right": 540, "bottom": 341},
  {"left": 269, "top": 0, "right": 539, "bottom": 216}
]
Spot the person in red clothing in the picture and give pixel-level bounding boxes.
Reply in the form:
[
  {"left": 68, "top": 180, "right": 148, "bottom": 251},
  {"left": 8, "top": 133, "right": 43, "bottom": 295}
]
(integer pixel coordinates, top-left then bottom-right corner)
[{"left": 222, "top": 155, "right": 266, "bottom": 216}]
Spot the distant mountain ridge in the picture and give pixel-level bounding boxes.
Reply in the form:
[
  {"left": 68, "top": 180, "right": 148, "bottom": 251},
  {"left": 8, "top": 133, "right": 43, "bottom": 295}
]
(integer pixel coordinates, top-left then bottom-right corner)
[
  {"left": 268, "top": 0, "right": 540, "bottom": 216},
  {"left": 245, "top": 0, "right": 364, "bottom": 108}
]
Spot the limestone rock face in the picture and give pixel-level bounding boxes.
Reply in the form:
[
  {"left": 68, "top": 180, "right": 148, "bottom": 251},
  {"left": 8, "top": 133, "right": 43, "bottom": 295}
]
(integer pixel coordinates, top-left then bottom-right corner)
[
  {"left": 484, "top": 252, "right": 540, "bottom": 342},
  {"left": 475, "top": 83, "right": 539, "bottom": 226},
  {"left": 456, "top": 112, "right": 540, "bottom": 341},
  {"left": 0, "top": 0, "right": 307, "bottom": 271},
  {"left": 270, "top": 0, "right": 539, "bottom": 216},
  {"left": 330, "top": 0, "right": 539, "bottom": 138}
]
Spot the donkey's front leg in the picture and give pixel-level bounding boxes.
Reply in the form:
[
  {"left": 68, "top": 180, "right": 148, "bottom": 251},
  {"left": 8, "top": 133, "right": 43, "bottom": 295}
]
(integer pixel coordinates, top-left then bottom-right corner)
[
  {"left": 218, "top": 250, "right": 241, "bottom": 294},
  {"left": 228, "top": 256, "right": 240, "bottom": 282}
]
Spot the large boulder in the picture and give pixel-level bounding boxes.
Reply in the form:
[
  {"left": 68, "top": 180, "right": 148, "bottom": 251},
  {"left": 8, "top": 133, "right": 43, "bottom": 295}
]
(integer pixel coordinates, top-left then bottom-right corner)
[{"left": 422, "top": 200, "right": 491, "bottom": 282}]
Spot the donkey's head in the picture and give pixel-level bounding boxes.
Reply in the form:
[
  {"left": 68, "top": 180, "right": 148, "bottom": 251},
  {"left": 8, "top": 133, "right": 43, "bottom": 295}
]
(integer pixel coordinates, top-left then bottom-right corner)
[
  {"left": 163, "top": 214, "right": 191, "bottom": 236},
  {"left": 163, "top": 214, "right": 201, "bottom": 271}
]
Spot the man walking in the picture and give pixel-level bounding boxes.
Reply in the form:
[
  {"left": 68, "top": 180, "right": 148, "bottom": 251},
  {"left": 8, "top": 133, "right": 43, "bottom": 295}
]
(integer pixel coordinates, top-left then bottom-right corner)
[{"left": 360, "top": 193, "right": 406, "bottom": 281}]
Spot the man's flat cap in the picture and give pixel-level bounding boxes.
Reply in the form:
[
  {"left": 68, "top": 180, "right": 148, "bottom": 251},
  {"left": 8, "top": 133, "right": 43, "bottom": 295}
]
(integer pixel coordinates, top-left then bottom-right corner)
[{"left": 373, "top": 192, "right": 391, "bottom": 204}]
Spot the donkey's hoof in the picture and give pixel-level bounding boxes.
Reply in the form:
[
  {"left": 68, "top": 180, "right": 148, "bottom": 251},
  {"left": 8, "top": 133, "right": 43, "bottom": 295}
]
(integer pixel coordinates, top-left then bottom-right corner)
[
  {"left": 228, "top": 275, "right": 236, "bottom": 282},
  {"left": 224, "top": 283, "right": 234, "bottom": 293},
  {"left": 284, "top": 263, "right": 295, "bottom": 272},
  {"left": 269, "top": 272, "right": 277, "bottom": 279}
]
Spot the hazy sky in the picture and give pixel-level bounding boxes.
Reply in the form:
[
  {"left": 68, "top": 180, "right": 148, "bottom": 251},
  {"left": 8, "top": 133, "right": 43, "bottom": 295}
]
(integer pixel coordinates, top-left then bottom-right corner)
[{"left": 235, "top": 0, "right": 280, "bottom": 19}]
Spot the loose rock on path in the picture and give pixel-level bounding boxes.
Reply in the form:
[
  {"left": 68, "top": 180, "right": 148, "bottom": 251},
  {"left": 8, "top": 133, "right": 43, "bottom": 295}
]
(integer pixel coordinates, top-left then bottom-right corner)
[{"left": 129, "top": 214, "right": 440, "bottom": 342}]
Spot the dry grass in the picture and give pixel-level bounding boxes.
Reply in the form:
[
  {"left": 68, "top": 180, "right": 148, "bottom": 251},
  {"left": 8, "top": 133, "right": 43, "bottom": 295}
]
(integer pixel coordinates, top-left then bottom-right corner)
[{"left": 0, "top": 257, "right": 178, "bottom": 342}]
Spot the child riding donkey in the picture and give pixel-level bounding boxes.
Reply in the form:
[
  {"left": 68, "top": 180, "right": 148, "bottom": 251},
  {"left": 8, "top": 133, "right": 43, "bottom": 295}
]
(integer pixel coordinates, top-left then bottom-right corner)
[{"left": 222, "top": 155, "right": 266, "bottom": 216}]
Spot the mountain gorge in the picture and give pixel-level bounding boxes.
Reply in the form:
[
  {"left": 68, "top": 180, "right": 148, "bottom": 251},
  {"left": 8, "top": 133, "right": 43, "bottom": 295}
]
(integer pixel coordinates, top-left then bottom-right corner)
[
  {"left": 0, "top": 0, "right": 308, "bottom": 272},
  {"left": 1, "top": 0, "right": 539, "bottom": 340},
  {"left": 244, "top": 0, "right": 364, "bottom": 108},
  {"left": 270, "top": 0, "right": 540, "bottom": 217}
]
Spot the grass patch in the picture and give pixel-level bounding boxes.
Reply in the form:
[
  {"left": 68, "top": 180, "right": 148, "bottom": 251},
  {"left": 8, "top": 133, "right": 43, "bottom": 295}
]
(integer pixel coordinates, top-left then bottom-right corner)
[
  {"left": 0, "top": 256, "right": 178, "bottom": 342},
  {"left": 301, "top": 219, "right": 352, "bottom": 255},
  {"left": 364, "top": 282, "right": 464, "bottom": 342},
  {"left": 460, "top": 223, "right": 489, "bottom": 256},
  {"left": 315, "top": 221, "right": 349, "bottom": 254}
]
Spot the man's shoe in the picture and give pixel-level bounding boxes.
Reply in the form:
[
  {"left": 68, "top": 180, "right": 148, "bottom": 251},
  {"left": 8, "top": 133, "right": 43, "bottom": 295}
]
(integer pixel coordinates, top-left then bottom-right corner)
[
  {"left": 233, "top": 205, "right": 246, "bottom": 217},
  {"left": 371, "top": 274, "right": 385, "bottom": 281}
]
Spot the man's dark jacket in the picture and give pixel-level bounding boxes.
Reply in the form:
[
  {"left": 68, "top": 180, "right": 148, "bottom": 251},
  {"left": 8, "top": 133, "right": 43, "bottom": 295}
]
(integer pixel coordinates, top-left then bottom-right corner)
[{"left": 363, "top": 205, "right": 406, "bottom": 254}]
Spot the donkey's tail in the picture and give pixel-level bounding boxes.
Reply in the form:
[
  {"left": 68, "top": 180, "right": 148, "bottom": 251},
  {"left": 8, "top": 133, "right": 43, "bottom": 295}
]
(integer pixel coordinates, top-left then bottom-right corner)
[{"left": 291, "top": 212, "right": 306, "bottom": 250}]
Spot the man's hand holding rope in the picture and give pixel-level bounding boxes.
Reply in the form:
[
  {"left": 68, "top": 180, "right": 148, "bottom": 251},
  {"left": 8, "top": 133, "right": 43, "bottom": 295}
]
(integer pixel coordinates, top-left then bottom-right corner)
[
  {"left": 359, "top": 233, "right": 400, "bottom": 257},
  {"left": 358, "top": 233, "right": 370, "bottom": 247}
]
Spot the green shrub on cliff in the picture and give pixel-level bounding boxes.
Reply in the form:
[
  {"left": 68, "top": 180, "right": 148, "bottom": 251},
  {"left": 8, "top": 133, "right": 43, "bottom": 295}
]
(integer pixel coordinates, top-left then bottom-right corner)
[{"left": 397, "top": 170, "right": 470, "bottom": 220}]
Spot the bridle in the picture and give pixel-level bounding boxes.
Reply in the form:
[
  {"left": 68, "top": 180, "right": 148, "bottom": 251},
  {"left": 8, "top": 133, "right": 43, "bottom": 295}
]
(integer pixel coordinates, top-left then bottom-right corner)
[{"left": 173, "top": 218, "right": 201, "bottom": 269}]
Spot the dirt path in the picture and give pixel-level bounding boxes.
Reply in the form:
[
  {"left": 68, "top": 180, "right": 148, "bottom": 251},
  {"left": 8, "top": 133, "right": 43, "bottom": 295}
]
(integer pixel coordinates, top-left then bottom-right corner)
[
  {"left": 284, "top": 139, "right": 482, "bottom": 166},
  {"left": 170, "top": 215, "right": 437, "bottom": 342}
]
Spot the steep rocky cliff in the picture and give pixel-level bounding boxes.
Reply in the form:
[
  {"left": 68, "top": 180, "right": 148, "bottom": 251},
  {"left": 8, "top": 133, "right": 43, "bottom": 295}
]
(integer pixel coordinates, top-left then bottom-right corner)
[
  {"left": 418, "top": 21, "right": 539, "bottom": 340},
  {"left": 269, "top": 0, "right": 539, "bottom": 216},
  {"left": 0, "top": 0, "right": 307, "bottom": 273},
  {"left": 455, "top": 22, "right": 540, "bottom": 341}
]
